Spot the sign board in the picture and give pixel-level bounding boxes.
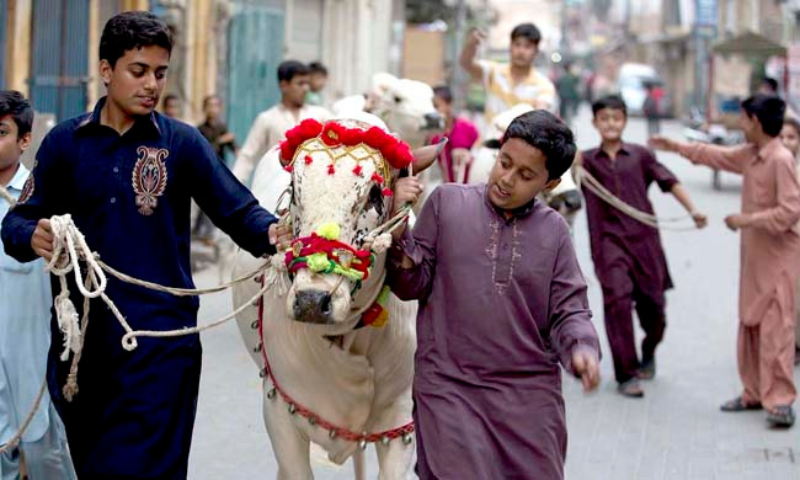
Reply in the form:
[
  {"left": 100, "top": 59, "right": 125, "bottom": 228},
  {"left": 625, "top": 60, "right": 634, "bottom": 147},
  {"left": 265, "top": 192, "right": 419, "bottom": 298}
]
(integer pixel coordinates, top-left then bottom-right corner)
[{"left": 696, "top": 0, "right": 718, "bottom": 27}]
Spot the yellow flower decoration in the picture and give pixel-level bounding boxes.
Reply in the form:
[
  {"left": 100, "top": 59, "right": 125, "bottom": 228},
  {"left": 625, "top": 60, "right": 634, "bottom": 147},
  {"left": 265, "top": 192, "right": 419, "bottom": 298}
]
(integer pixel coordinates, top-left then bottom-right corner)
[
  {"left": 306, "top": 253, "right": 332, "bottom": 272},
  {"left": 316, "top": 222, "right": 341, "bottom": 241}
]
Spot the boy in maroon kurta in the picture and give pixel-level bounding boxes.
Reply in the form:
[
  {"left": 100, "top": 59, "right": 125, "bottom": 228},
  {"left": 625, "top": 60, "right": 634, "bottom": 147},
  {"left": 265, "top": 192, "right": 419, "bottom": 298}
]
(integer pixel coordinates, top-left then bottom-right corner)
[
  {"left": 651, "top": 95, "right": 800, "bottom": 428},
  {"left": 577, "top": 95, "right": 707, "bottom": 398},
  {"left": 388, "top": 110, "right": 601, "bottom": 480}
]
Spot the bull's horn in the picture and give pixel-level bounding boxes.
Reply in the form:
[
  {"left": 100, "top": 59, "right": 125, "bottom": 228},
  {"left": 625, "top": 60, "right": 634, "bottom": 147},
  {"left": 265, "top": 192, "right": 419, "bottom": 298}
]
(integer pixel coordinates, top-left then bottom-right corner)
[{"left": 411, "top": 138, "right": 447, "bottom": 174}]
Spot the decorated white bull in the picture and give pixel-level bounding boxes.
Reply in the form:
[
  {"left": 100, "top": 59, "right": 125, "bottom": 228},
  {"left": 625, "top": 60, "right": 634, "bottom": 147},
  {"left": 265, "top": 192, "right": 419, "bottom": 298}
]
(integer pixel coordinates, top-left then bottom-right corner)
[
  {"left": 232, "top": 116, "right": 435, "bottom": 479},
  {"left": 468, "top": 104, "right": 582, "bottom": 226}
]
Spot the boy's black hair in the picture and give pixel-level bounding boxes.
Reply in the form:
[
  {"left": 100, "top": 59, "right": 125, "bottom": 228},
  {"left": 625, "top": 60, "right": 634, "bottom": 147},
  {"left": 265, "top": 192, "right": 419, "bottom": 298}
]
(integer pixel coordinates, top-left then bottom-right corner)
[
  {"left": 0, "top": 90, "right": 34, "bottom": 137},
  {"left": 308, "top": 61, "right": 328, "bottom": 76},
  {"left": 741, "top": 94, "right": 785, "bottom": 137},
  {"left": 432, "top": 85, "right": 453, "bottom": 104},
  {"left": 502, "top": 110, "right": 576, "bottom": 181},
  {"left": 278, "top": 61, "right": 310, "bottom": 83},
  {"left": 99, "top": 11, "right": 173, "bottom": 68},
  {"left": 510, "top": 23, "right": 541, "bottom": 45},
  {"left": 163, "top": 93, "right": 180, "bottom": 105},
  {"left": 592, "top": 94, "right": 628, "bottom": 117},
  {"left": 761, "top": 77, "right": 779, "bottom": 93}
]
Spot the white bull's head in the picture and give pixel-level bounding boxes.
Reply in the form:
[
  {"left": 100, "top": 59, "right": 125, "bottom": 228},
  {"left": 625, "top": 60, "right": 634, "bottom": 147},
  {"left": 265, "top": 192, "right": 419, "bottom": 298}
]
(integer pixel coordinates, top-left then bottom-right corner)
[
  {"left": 277, "top": 118, "right": 434, "bottom": 329},
  {"left": 333, "top": 73, "right": 442, "bottom": 148}
]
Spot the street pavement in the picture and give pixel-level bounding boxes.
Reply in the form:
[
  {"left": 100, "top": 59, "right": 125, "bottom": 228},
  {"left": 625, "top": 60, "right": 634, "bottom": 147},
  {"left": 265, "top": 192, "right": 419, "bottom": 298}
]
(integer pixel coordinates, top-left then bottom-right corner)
[{"left": 187, "top": 107, "right": 800, "bottom": 479}]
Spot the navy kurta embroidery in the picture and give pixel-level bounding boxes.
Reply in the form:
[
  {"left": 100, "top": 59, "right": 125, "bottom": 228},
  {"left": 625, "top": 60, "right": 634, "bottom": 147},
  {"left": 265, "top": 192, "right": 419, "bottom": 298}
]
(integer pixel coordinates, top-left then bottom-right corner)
[{"left": 1, "top": 98, "right": 278, "bottom": 479}]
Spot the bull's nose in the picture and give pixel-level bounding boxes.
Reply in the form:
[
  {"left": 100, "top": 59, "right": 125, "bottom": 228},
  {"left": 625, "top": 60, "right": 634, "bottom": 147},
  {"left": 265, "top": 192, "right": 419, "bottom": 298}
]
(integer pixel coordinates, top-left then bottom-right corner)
[
  {"left": 424, "top": 112, "right": 443, "bottom": 130},
  {"left": 293, "top": 289, "right": 333, "bottom": 324}
]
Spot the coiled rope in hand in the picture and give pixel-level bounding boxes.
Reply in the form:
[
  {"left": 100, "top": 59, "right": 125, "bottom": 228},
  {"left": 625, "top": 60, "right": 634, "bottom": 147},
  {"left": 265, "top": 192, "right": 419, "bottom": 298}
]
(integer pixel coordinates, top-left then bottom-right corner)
[{"left": 45, "top": 214, "right": 270, "bottom": 402}]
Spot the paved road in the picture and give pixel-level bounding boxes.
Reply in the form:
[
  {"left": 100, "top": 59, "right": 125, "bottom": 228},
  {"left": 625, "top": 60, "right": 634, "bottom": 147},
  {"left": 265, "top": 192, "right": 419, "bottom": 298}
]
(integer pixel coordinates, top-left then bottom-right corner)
[{"left": 188, "top": 107, "right": 800, "bottom": 479}]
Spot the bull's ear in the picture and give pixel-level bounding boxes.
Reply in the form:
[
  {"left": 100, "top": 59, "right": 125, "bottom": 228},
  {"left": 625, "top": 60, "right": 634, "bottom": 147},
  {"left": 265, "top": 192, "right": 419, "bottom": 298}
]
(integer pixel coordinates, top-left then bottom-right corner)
[{"left": 410, "top": 138, "right": 447, "bottom": 174}]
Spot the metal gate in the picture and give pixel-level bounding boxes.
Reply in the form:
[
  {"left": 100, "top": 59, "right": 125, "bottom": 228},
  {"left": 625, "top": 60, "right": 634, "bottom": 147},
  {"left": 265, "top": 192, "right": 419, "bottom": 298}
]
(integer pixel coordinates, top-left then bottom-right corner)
[
  {"left": 29, "top": 0, "right": 90, "bottom": 121},
  {"left": 226, "top": 4, "right": 285, "bottom": 145},
  {"left": 0, "top": 0, "right": 7, "bottom": 89}
]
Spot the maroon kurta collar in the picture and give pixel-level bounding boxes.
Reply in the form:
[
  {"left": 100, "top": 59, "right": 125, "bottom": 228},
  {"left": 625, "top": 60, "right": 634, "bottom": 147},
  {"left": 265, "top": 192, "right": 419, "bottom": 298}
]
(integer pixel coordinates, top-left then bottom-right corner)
[
  {"left": 596, "top": 141, "right": 632, "bottom": 160},
  {"left": 481, "top": 183, "right": 539, "bottom": 223}
]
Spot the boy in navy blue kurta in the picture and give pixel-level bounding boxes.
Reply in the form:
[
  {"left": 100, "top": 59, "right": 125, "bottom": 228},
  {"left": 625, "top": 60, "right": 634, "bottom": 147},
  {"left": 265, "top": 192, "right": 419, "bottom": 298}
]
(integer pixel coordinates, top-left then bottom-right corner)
[{"left": 1, "top": 13, "right": 282, "bottom": 479}]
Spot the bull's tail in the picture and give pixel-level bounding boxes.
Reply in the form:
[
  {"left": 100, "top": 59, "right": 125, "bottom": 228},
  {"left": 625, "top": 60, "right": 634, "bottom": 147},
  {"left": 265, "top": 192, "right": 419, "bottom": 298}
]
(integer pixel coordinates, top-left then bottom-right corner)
[{"left": 353, "top": 448, "right": 366, "bottom": 480}]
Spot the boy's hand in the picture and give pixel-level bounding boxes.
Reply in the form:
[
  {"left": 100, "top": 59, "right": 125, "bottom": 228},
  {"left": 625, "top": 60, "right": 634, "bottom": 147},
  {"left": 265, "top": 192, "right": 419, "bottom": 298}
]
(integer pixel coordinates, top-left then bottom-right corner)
[
  {"left": 269, "top": 223, "right": 293, "bottom": 251},
  {"left": 392, "top": 177, "right": 424, "bottom": 216},
  {"left": 572, "top": 349, "right": 600, "bottom": 392},
  {"left": 31, "top": 219, "right": 55, "bottom": 261},
  {"left": 692, "top": 211, "right": 708, "bottom": 229},
  {"left": 466, "top": 29, "right": 486, "bottom": 47},
  {"left": 724, "top": 214, "right": 747, "bottom": 231},
  {"left": 648, "top": 135, "right": 681, "bottom": 153}
]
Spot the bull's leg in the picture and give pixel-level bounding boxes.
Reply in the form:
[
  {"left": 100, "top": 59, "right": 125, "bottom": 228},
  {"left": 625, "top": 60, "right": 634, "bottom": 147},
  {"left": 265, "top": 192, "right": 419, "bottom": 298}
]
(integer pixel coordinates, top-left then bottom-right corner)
[
  {"left": 375, "top": 433, "right": 415, "bottom": 480},
  {"left": 369, "top": 397, "right": 415, "bottom": 480},
  {"left": 262, "top": 390, "right": 314, "bottom": 480}
]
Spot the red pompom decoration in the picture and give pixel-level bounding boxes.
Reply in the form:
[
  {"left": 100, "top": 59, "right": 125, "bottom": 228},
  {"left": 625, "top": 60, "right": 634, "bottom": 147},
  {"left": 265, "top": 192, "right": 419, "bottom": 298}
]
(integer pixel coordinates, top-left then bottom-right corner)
[
  {"left": 327, "top": 164, "right": 336, "bottom": 175},
  {"left": 284, "top": 165, "right": 294, "bottom": 173},
  {"left": 281, "top": 119, "right": 324, "bottom": 162},
  {"left": 278, "top": 119, "right": 415, "bottom": 170},
  {"left": 304, "top": 155, "right": 314, "bottom": 165},
  {"left": 364, "top": 127, "right": 392, "bottom": 150},
  {"left": 382, "top": 188, "right": 393, "bottom": 197},
  {"left": 353, "top": 165, "right": 363, "bottom": 177},
  {"left": 321, "top": 123, "right": 344, "bottom": 147},
  {"left": 279, "top": 140, "right": 293, "bottom": 162},
  {"left": 340, "top": 127, "right": 361, "bottom": 146},
  {"left": 371, "top": 173, "right": 384, "bottom": 184}
]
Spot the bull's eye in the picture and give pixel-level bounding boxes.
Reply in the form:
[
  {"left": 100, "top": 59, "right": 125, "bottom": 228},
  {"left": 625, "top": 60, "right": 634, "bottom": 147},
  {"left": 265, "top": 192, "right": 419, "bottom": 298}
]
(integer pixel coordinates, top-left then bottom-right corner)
[{"left": 368, "top": 185, "right": 385, "bottom": 218}]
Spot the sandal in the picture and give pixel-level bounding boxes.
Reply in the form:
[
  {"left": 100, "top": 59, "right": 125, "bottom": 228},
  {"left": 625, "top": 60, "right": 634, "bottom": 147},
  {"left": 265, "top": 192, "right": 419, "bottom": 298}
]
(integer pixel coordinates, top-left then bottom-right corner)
[
  {"left": 637, "top": 358, "right": 656, "bottom": 380},
  {"left": 617, "top": 378, "right": 644, "bottom": 398},
  {"left": 767, "top": 406, "right": 796, "bottom": 428},
  {"left": 720, "top": 396, "right": 762, "bottom": 412}
]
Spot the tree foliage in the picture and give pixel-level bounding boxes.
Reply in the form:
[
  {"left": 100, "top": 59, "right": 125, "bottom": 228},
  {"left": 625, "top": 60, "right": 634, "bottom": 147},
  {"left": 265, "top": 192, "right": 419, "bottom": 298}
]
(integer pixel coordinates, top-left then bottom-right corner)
[{"left": 406, "top": 0, "right": 453, "bottom": 24}]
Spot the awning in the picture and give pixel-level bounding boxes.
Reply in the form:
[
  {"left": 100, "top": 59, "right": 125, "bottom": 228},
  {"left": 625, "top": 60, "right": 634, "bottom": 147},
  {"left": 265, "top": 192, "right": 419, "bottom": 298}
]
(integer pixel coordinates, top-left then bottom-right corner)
[{"left": 712, "top": 31, "right": 787, "bottom": 57}]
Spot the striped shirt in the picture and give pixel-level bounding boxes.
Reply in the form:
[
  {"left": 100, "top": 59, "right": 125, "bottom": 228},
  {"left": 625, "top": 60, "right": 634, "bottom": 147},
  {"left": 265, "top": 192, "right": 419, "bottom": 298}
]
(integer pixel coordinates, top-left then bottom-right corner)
[{"left": 478, "top": 60, "right": 556, "bottom": 128}]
